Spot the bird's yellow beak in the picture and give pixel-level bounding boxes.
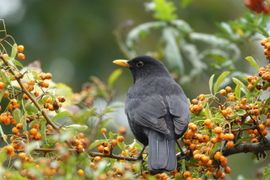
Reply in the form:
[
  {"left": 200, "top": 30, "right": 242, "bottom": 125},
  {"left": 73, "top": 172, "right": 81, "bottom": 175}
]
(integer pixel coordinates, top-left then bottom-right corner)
[{"left": 113, "top": 59, "right": 129, "bottom": 68}]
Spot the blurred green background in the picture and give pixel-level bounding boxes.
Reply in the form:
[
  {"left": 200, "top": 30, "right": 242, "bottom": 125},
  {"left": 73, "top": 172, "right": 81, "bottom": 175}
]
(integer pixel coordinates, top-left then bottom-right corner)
[
  {"left": 1, "top": 0, "right": 245, "bottom": 93},
  {"left": 1, "top": 0, "right": 267, "bottom": 179}
]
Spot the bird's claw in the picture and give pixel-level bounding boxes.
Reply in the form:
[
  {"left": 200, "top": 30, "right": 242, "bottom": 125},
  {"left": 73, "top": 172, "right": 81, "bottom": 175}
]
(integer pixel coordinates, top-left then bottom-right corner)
[{"left": 256, "top": 150, "right": 266, "bottom": 160}]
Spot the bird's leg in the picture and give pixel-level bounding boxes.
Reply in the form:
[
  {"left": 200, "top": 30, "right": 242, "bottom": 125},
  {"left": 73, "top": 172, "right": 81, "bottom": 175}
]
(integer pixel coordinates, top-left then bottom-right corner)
[
  {"left": 137, "top": 145, "right": 146, "bottom": 175},
  {"left": 176, "top": 140, "right": 184, "bottom": 155},
  {"left": 137, "top": 145, "right": 146, "bottom": 160}
]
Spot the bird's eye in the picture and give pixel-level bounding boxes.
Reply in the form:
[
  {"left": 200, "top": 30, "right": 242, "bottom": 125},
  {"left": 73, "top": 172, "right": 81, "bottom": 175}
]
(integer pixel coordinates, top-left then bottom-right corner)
[{"left": 136, "top": 61, "right": 144, "bottom": 68}]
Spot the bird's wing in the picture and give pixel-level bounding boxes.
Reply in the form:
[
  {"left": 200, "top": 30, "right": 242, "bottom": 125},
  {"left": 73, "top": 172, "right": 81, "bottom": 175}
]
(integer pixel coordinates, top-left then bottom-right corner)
[
  {"left": 165, "top": 94, "right": 189, "bottom": 136},
  {"left": 125, "top": 95, "right": 170, "bottom": 135}
]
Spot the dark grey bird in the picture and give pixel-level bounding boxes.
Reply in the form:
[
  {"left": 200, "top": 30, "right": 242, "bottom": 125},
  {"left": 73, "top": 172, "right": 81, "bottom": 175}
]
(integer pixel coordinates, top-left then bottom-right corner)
[{"left": 113, "top": 56, "right": 189, "bottom": 174}]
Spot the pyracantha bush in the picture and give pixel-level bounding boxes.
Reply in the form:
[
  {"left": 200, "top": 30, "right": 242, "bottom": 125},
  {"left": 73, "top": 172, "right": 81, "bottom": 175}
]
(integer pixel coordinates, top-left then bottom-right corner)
[{"left": 0, "top": 16, "right": 269, "bottom": 180}]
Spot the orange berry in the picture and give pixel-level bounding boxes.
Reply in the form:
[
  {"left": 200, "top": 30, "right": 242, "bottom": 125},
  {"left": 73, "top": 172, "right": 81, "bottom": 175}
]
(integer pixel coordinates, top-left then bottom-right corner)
[
  {"left": 111, "top": 139, "right": 117, "bottom": 146},
  {"left": 97, "top": 145, "right": 104, "bottom": 153},
  {"left": 57, "top": 96, "right": 66, "bottom": 103},
  {"left": 94, "top": 156, "right": 102, "bottom": 162},
  {"left": 224, "top": 166, "right": 231, "bottom": 174},
  {"left": 17, "top": 45, "right": 25, "bottom": 52},
  {"left": 188, "top": 123, "right": 197, "bottom": 131},
  {"left": 191, "top": 99, "right": 198, "bottom": 104},
  {"left": 34, "top": 132, "right": 42, "bottom": 140},
  {"left": 29, "top": 128, "right": 38, "bottom": 136},
  {"left": 118, "top": 127, "right": 127, "bottom": 135},
  {"left": 214, "top": 127, "right": 223, "bottom": 134},
  {"left": 117, "top": 135, "right": 124, "bottom": 142},
  {"left": 101, "top": 128, "right": 107, "bottom": 134},
  {"left": 104, "top": 147, "right": 110, "bottom": 155},
  {"left": 226, "top": 141, "right": 234, "bottom": 149},
  {"left": 0, "top": 81, "right": 5, "bottom": 90},
  {"left": 16, "top": 123, "right": 23, "bottom": 129},
  {"left": 183, "top": 171, "right": 191, "bottom": 178},
  {"left": 12, "top": 127, "right": 19, "bottom": 134},
  {"left": 5, "top": 145, "right": 14, "bottom": 156},
  {"left": 17, "top": 53, "right": 25, "bottom": 60},
  {"left": 211, "top": 137, "right": 218, "bottom": 144},
  {"left": 225, "top": 86, "right": 232, "bottom": 93},
  {"left": 219, "top": 89, "right": 227, "bottom": 96},
  {"left": 214, "top": 151, "right": 222, "bottom": 160},
  {"left": 77, "top": 169, "right": 85, "bottom": 177},
  {"left": 204, "top": 119, "right": 211, "bottom": 126},
  {"left": 201, "top": 155, "right": 209, "bottom": 164}
]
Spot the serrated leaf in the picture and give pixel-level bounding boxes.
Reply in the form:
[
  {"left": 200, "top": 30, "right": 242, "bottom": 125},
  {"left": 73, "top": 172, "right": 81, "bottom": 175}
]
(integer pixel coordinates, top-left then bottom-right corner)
[
  {"left": 11, "top": 43, "right": 17, "bottom": 59},
  {"left": 213, "top": 71, "right": 230, "bottom": 94},
  {"left": 245, "top": 56, "right": 259, "bottom": 70},
  {"left": 232, "top": 77, "right": 248, "bottom": 95},
  {"left": 108, "top": 69, "right": 122, "bottom": 88},
  {"left": 209, "top": 74, "right": 215, "bottom": 94},
  {"left": 12, "top": 108, "right": 22, "bottom": 123},
  {"left": 89, "top": 139, "right": 107, "bottom": 150},
  {"left": 52, "top": 111, "right": 72, "bottom": 122}
]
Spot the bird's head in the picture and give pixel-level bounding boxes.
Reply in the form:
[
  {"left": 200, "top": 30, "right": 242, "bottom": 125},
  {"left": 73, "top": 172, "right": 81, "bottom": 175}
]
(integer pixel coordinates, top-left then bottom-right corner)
[{"left": 113, "top": 56, "right": 170, "bottom": 83}]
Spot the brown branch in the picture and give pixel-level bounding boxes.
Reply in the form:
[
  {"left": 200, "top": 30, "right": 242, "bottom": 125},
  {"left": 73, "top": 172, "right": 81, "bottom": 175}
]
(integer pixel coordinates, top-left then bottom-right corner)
[
  {"left": 222, "top": 135, "right": 270, "bottom": 156},
  {"left": 16, "top": 147, "right": 140, "bottom": 161},
  {"left": 0, "top": 55, "right": 59, "bottom": 131},
  {"left": 89, "top": 151, "right": 140, "bottom": 161}
]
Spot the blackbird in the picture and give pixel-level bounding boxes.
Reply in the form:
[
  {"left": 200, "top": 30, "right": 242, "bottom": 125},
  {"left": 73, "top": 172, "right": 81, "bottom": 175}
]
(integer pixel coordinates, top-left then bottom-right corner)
[{"left": 113, "top": 56, "right": 189, "bottom": 174}]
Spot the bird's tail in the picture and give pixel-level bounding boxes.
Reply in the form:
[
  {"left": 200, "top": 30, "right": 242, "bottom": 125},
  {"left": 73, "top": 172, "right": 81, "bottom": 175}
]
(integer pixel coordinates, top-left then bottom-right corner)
[{"left": 147, "top": 130, "right": 177, "bottom": 174}]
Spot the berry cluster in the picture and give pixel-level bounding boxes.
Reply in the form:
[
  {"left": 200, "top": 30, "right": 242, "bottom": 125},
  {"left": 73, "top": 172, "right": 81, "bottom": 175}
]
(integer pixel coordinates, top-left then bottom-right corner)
[
  {"left": 70, "top": 133, "right": 90, "bottom": 152},
  {"left": 261, "top": 38, "right": 270, "bottom": 60}
]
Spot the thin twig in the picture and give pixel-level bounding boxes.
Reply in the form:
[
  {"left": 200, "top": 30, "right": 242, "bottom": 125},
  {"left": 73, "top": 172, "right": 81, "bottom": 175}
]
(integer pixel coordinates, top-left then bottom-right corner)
[
  {"left": 0, "top": 55, "right": 59, "bottom": 131},
  {"left": 89, "top": 151, "right": 140, "bottom": 161}
]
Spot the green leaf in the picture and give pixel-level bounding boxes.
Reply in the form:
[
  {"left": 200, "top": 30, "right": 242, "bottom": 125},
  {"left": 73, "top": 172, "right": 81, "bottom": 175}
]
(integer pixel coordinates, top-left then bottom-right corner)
[
  {"left": 0, "top": 124, "right": 7, "bottom": 143},
  {"left": 12, "top": 108, "right": 22, "bottom": 123},
  {"left": 117, "top": 141, "right": 125, "bottom": 150},
  {"left": 209, "top": 74, "right": 215, "bottom": 94},
  {"left": 12, "top": 59, "right": 24, "bottom": 68},
  {"left": 40, "top": 119, "right": 47, "bottom": 143},
  {"left": 232, "top": 77, "right": 248, "bottom": 95},
  {"left": 163, "top": 27, "right": 184, "bottom": 74},
  {"left": 89, "top": 139, "right": 107, "bottom": 150},
  {"left": 0, "top": 70, "right": 10, "bottom": 84},
  {"left": 213, "top": 71, "right": 230, "bottom": 94},
  {"left": 236, "top": 109, "right": 246, "bottom": 116},
  {"left": 52, "top": 111, "right": 72, "bottom": 122},
  {"left": 245, "top": 56, "right": 259, "bottom": 70},
  {"left": 64, "top": 124, "right": 88, "bottom": 131},
  {"left": 10, "top": 43, "right": 17, "bottom": 59},
  {"left": 235, "top": 84, "right": 241, "bottom": 99},
  {"left": 25, "top": 103, "right": 38, "bottom": 114},
  {"left": 153, "top": 0, "right": 177, "bottom": 21},
  {"left": 108, "top": 69, "right": 122, "bottom": 88}
]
